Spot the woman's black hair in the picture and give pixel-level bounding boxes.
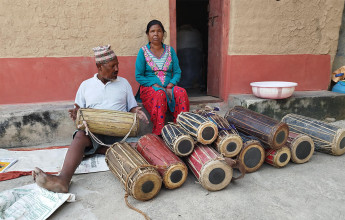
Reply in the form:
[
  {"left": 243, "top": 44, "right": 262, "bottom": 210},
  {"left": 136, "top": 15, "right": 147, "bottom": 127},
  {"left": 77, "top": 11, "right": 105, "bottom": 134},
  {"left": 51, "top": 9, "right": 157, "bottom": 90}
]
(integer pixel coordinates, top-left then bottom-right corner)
[{"left": 146, "top": 20, "right": 166, "bottom": 34}]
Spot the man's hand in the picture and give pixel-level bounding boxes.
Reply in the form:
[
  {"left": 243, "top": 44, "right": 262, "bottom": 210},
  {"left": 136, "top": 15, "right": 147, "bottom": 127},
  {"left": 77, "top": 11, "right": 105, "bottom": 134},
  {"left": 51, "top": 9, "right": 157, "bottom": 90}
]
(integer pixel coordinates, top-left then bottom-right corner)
[
  {"left": 68, "top": 104, "right": 80, "bottom": 121},
  {"left": 131, "top": 107, "right": 149, "bottom": 124}
]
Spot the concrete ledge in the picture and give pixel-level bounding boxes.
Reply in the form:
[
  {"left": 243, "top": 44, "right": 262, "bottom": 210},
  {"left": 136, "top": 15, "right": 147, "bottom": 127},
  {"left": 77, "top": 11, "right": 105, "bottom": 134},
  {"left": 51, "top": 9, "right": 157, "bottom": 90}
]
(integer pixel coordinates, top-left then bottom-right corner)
[
  {"left": 0, "top": 101, "right": 75, "bottom": 148},
  {"left": 2, "top": 91, "right": 345, "bottom": 148},
  {"left": 228, "top": 91, "right": 345, "bottom": 120},
  {"left": 0, "top": 97, "right": 225, "bottom": 148}
]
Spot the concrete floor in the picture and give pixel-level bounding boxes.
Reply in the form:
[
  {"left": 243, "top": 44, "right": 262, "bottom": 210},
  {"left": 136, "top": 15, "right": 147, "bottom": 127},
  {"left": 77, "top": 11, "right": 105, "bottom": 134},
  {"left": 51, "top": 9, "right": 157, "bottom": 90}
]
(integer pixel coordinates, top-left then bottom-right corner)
[{"left": 1, "top": 122, "right": 345, "bottom": 220}]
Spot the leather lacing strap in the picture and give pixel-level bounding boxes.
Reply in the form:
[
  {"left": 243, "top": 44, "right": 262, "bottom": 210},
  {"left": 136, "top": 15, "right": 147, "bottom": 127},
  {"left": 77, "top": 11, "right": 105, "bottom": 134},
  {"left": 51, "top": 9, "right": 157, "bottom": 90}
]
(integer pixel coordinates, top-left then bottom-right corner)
[
  {"left": 78, "top": 110, "right": 137, "bottom": 146},
  {"left": 223, "top": 158, "right": 246, "bottom": 180},
  {"left": 124, "top": 164, "right": 167, "bottom": 220}
]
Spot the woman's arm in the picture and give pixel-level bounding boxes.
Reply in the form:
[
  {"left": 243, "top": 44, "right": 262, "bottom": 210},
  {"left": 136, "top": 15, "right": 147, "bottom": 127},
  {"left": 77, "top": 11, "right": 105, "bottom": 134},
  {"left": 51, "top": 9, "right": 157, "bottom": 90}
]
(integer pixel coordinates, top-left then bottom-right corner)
[{"left": 135, "top": 48, "right": 154, "bottom": 86}]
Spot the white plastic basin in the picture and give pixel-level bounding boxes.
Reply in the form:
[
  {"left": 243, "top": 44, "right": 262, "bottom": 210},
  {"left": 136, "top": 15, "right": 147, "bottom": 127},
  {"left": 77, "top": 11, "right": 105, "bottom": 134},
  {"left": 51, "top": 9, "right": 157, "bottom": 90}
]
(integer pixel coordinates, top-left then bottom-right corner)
[{"left": 250, "top": 81, "right": 298, "bottom": 99}]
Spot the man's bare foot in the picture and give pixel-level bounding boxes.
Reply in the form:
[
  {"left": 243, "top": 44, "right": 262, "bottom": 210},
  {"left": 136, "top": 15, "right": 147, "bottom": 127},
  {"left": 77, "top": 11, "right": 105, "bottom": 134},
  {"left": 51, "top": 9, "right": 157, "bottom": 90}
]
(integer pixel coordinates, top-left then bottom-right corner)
[{"left": 32, "top": 167, "right": 69, "bottom": 193}]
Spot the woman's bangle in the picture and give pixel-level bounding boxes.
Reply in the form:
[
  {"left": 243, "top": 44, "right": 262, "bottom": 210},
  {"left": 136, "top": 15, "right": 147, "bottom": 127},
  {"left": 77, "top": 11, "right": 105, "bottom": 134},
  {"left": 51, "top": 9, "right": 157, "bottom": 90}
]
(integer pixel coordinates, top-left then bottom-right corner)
[{"left": 166, "top": 85, "right": 174, "bottom": 89}]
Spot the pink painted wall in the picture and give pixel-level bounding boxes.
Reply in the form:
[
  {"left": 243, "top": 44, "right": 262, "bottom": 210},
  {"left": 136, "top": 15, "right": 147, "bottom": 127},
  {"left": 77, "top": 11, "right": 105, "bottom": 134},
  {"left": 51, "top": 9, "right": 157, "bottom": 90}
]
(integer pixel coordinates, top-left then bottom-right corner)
[
  {"left": 223, "top": 54, "right": 331, "bottom": 96},
  {"left": 0, "top": 56, "right": 138, "bottom": 104},
  {"left": 0, "top": 54, "right": 330, "bottom": 104}
]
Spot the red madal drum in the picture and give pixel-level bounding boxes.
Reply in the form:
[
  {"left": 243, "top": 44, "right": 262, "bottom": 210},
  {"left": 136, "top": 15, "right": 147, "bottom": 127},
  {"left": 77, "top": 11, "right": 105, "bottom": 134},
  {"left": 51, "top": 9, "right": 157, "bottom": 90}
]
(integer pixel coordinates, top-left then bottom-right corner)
[
  {"left": 137, "top": 134, "right": 188, "bottom": 189},
  {"left": 186, "top": 144, "right": 232, "bottom": 191},
  {"left": 265, "top": 146, "right": 291, "bottom": 168}
]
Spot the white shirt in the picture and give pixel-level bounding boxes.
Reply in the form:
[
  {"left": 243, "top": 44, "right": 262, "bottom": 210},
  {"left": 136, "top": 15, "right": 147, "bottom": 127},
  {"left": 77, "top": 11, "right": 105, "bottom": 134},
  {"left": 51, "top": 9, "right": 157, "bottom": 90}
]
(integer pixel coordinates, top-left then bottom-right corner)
[{"left": 75, "top": 74, "right": 138, "bottom": 112}]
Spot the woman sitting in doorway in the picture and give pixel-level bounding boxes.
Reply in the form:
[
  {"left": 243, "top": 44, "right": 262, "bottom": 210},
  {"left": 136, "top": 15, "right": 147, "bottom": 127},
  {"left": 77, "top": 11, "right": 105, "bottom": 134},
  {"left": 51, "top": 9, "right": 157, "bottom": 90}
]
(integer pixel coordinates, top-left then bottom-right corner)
[{"left": 135, "top": 19, "right": 190, "bottom": 135}]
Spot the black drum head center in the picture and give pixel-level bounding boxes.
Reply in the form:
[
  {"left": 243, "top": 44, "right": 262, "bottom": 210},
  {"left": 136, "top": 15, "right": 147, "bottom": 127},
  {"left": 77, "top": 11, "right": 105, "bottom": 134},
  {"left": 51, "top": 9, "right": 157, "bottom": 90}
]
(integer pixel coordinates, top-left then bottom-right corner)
[
  {"left": 202, "top": 127, "right": 215, "bottom": 141},
  {"left": 244, "top": 147, "right": 261, "bottom": 168},
  {"left": 276, "top": 131, "right": 286, "bottom": 145},
  {"left": 296, "top": 141, "right": 311, "bottom": 160},
  {"left": 141, "top": 181, "right": 154, "bottom": 193},
  {"left": 340, "top": 137, "right": 345, "bottom": 149},
  {"left": 279, "top": 153, "right": 288, "bottom": 163},
  {"left": 178, "top": 140, "right": 192, "bottom": 154},
  {"left": 226, "top": 142, "right": 237, "bottom": 152},
  {"left": 209, "top": 168, "right": 225, "bottom": 185},
  {"left": 170, "top": 170, "right": 183, "bottom": 183}
]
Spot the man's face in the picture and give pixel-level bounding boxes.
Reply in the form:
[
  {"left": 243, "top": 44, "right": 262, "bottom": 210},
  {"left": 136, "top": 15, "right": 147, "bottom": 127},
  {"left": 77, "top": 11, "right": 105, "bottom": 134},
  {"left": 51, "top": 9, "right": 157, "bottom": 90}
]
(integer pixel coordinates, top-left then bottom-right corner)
[{"left": 97, "top": 57, "right": 119, "bottom": 83}]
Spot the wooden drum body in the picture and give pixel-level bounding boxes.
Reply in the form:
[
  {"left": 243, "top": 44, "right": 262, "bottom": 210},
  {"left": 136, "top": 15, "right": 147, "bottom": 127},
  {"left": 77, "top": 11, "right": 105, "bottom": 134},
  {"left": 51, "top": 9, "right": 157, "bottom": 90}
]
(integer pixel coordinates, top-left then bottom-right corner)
[
  {"left": 137, "top": 134, "right": 188, "bottom": 189},
  {"left": 265, "top": 146, "right": 291, "bottom": 168},
  {"left": 213, "top": 130, "right": 242, "bottom": 157},
  {"left": 286, "top": 131, "right": 314, "bottom": 163},
  {"left": 105, "top": 142, "right": 162, "bottom": 201},
  {"left": 76, "top": 108, "right": 139, "bottom": 137},
  {"left": 194, "top": 110, "right": 242, "bottom": 158},
  {"left": 176, "top": 112, "right": 218, "bottom": 144},
  {"left": 225, "top": 106, "right": 289, "bottom": 149},
  {"left": 161, "top": 124, "right": 195, "bottom": 157},
  {"left": 238, "top": 133, "right": 265, "bottom": 173},
  {"left": 186, "top": 144, "right": 232, "bottom": 191},
  {"left": 282, "top": 114, "right": 345, "bottom": 156}
]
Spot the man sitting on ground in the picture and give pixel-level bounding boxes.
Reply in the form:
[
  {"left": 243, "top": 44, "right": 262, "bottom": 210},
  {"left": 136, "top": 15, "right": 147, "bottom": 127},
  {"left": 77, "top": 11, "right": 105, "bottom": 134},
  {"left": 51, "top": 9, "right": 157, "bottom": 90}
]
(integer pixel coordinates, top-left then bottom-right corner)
[{"left": 32, "top": 45, "right": 148, "bottom": 193}]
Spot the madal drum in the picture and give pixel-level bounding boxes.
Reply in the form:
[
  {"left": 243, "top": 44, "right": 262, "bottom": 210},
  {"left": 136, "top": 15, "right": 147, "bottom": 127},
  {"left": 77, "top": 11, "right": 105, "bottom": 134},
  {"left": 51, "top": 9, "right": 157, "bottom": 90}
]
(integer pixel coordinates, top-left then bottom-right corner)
[{"left": 105, "top": 142, "right": 162, "bottom": 201}]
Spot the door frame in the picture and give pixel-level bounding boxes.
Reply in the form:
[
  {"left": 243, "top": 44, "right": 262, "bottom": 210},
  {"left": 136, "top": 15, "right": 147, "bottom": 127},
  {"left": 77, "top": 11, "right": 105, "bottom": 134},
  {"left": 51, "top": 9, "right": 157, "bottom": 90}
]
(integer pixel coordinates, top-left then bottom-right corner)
[
  {"left": 169, "top": 0, "right": 230, "bottom": 99},
  {"left": 207, "top": 0, "right": 230, "bottom": 99}
]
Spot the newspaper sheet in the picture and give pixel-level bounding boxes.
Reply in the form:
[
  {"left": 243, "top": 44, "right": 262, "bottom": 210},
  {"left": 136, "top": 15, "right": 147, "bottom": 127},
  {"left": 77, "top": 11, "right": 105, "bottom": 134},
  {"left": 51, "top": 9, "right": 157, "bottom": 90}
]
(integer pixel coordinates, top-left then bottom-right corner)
[
  {"left": 0, "top": 149, "right": 109, "bottom": 174},
  {"left": 0, "top": 184, "right": 75, "bottom": 220}
]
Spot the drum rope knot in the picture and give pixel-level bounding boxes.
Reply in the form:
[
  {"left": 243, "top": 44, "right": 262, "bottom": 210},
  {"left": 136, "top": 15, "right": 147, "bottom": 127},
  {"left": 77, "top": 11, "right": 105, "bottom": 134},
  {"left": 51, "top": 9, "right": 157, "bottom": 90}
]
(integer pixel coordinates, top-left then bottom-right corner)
[{"left": 124, "top": 164, "right": 167, "bottom": 220}]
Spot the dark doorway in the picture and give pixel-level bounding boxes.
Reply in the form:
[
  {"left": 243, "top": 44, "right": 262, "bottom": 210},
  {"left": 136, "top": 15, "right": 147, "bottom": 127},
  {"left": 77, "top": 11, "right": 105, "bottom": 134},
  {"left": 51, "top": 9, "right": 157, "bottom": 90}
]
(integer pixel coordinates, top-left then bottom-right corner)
[{"left": 176, "top": 0, "right": 209, "bottom": 97}]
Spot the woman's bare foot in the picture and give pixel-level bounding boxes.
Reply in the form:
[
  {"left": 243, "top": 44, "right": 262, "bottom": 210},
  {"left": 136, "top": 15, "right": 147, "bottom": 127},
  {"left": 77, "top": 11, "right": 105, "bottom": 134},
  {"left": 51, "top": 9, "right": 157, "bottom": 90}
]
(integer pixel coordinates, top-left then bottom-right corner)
[{"left": 32, "top": 167, "right": 69, "bottom": 193}]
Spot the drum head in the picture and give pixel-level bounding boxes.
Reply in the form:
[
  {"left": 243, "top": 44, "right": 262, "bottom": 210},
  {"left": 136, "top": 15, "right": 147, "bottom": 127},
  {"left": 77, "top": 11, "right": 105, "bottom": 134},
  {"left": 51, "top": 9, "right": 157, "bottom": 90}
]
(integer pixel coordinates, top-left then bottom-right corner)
[
  {"left": 271, "top": 123, "right": 289, "bottom": 149},
  {"left": 163, "top": 163, "right": 188, "bottom": 189},
  {"left": 197, "top": 122, "right": 218, "bottom": 144},
  {"left": 272, "top": 147, "right": 291, "bottom": 168},
  {"left": 334, "top": 129, "right": 345, "bottom": 155},
  {"left": 199, "top": 160, "right": 232, "bottom": 191},
  {"left": 240, "top": 141, "right": 265, "bottom": 173},
  {"left": 175, "top": 135, "right": 195, "bottom": 157},
  {"left": 132, "top": 171, "right": 162, "bottom": 201},
  {"left": 218, "top": 134, "right": 243, "bottom": 158},
  {"left": 290, "top": 135, "right": 314, "bottom": 164}
]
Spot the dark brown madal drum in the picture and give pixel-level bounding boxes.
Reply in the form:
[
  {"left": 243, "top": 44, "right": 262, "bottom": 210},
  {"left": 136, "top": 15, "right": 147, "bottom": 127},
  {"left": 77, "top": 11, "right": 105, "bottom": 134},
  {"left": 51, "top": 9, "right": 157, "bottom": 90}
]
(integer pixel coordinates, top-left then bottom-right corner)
[
  {"left": 137, "top": 134, "right": 188, "bottom": 189},
  {"left": 105, "top": 142, "right": 162, "bottom": 201},
  {"left": 193, "top": 109, "right": 243, "bottom": 158},
  {"left": 237, "top": 133, "right": 265, "bottom": 173},
  {"left": 282, "top": 114, "right": 345, "bottom": 156},
  {"left": 285, "top": 131, "right": 315, "bottom": 164},
  {"left": 225, "top": 106, "right": 289, "bottom": 149},
  {"left": 186, "top": 144, "right": 233, "bottom": 191},
  {"left": 161, "top": 123, "right": 195, "bottom": 157},
  {"left": 176, "top": 112, "right": 218, "bottom": 145}
]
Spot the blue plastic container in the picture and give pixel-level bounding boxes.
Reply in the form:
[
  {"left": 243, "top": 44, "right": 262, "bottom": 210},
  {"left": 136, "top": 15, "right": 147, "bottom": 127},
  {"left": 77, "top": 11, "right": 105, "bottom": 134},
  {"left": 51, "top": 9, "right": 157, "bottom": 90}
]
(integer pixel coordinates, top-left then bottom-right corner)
[{"left": 332, "top": 80, "right": 345, "bottom": 94}]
